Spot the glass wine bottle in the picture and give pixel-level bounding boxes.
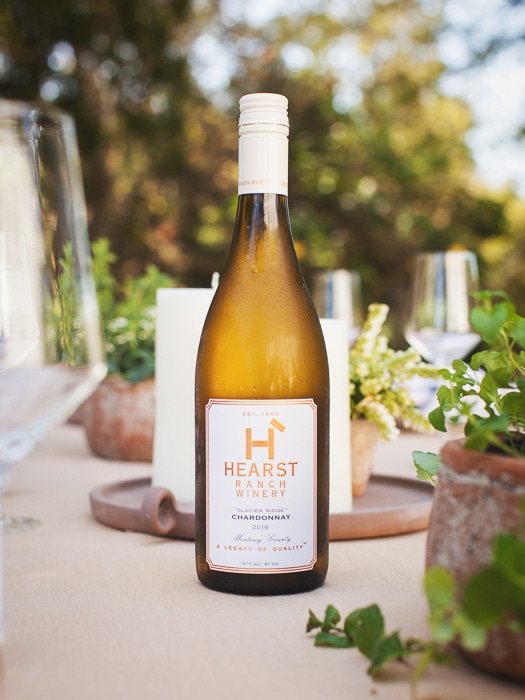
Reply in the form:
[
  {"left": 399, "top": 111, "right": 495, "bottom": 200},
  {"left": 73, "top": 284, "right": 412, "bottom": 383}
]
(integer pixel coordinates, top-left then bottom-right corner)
[{"left": 195, "top": 93, "right": 330, "bottom": 595}]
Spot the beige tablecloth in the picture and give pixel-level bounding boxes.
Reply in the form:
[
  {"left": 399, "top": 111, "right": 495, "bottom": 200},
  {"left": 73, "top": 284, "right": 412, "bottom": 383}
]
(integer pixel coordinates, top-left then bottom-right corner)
[{"left": 3, "top": 424, "right": 524, "bottom": 700}]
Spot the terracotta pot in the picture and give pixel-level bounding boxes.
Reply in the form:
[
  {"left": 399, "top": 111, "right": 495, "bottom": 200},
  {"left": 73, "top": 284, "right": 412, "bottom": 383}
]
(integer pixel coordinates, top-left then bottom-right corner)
[
  {"left": 426, "top": 438, "right": 525, "bottom": 680},
  {"left": 350, "top": 419, "right": 380, "bottom": 497},
  {"left": 67, "top": 403, "right": 85, "bottom": 425},
  {"left": 82, "top": 376, "right": 155, "bottom": 462}
]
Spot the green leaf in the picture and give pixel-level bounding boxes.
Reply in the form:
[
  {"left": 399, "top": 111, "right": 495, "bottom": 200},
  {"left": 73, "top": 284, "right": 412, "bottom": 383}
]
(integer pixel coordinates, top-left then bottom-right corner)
[
  {"left": 436, "top": 384, "right": 455, "bottom": 411},
  {"left": 493, "top": 533, "right": 525, "bottom": 586},
  {"left": 425, "top": 567, "right": 455, "bottom": 606},
  {"left": 464, "top": 414, "right": 511, "bottom": 452},
  {"left": 412, "top": 451, "right": 440, "bottom": 485},
  {"left": 462, "top": 567, "right": 515, "bottom": 627},
  {"left": 314, "top": 631, "right": 354, "bottom": 648},
  {"left": 437, "top": 367, "right": 452, "bottom": 381},
  {"left": 501, "top": 391, "right": 525, "bottom": 419},
  {"left": 367, "top": 632, "right": 412, "bottom": 675},
  {"left": 510, "top": 317, "right": 525, "bottom": 347},
  {"left": 478, "top": 372, "right": 501, "bottom": 404},
  {"left": 425, "top": 567, "right": 455, "bottom": 613},
  {"left": 306, "top": 609, "right": 323, "bottom": 633},
  {"left": 307, "top": 604, "right": 343, "bottom": 633},
  {"left": 424, "top": 567, "right": 487, "bottom": 648},
  {"left": 428, "top": 406, "right": 446, "bottom": 432},
  {"left": 470, "top": 301, "right": 514, "bottom": 344},
  {"left": 453, "top": 612, "right": 487, "bottom": 651},
  {"left": 474, "top": 349, "right": 514, "bottom": 385},
  {"left": 322, "top": 604, "right": 342, "bottom": 631},
  {"left": 429, "top": 615, "right": 455, "bottom": 644},
  {"left": 450, "top": 358, "right": 469, "bottom": 374},
  {"left": 425, "top": 566, "right": 457, "bottom": 644},
  {"left": 477, "top": 414, "right": 511, "bottom": 432},
  {"left": 463, "top": 431, "right": 492, "bottom": 452},
  {"left": 343, "top": 608, "right": 361, "bottom": 639},
  {"left": 350, "top": 605, "right": 385, "bottom": 658}
]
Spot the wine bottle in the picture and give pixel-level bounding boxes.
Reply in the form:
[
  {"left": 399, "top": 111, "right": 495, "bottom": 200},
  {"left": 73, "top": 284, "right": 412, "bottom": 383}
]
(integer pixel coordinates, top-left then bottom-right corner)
[{"left": 195, "top": 93, "right": 329, "bottom": 595}]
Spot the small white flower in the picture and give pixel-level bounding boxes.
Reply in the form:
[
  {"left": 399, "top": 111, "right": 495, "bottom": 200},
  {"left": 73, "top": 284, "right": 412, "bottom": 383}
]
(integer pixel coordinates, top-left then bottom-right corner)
[
  {"left": 107, "top": 317, "right": 129, "bottom": 332},
  {"left": 350, "top": 303, "right": 440, "bottom": 441}
]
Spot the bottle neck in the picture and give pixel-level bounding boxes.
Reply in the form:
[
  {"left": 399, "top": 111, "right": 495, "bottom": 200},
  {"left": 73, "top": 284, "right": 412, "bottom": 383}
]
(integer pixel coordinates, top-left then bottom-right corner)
[
  {"left": 228, "top": 130, "right": 297, "bottom": 275},
  {"left": 238, "top": 130, "right": 288, "bottom": 197},
  {"left": 225, "top": 193, "right": 297, "bottom": 276}
]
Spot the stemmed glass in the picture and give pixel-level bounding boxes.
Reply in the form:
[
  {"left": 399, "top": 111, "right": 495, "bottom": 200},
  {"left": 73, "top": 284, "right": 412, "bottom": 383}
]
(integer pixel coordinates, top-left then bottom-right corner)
[
  {"left": 0, "top": 100, "right": 106, "bottom": 534},
  {"left": 404, "top": 251, "right": 481, "bottom": 368},
  {"left": 311, "top": 269, "right": 364, "bottom": 347}
]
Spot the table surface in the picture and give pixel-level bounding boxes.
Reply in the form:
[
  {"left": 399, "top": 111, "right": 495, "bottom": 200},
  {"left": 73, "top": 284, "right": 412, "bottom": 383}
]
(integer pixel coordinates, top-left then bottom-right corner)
[{"left": 3, "top": 423, "right": 525, "bottom": 700}]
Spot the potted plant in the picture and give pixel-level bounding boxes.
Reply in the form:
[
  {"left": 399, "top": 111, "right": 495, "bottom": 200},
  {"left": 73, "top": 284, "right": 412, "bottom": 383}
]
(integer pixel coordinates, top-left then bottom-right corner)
[
  {"left": 305, "top": 293, "right": 525, "bottom": 690},
  {"left": 413, "top": 290, "right": 525, "bottom": 679},
  {"left": 349, "top": 303, "right": 439, "bottom": 495},
  {"left": 81, "top": 238, "right": 174, "bottom": 461}
]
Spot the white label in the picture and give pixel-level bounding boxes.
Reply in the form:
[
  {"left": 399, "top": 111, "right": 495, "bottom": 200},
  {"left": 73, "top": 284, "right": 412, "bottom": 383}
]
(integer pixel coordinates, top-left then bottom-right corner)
[
  {"left": 238, "top": 133, "right": 288, "bottom": 196},
  {"left": 205, "top": 398, "right": 317, "bottom": 574}
]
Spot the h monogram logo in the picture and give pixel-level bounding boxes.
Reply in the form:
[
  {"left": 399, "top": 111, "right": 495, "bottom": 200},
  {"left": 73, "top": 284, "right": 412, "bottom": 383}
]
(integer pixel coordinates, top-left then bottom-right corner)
[{"left": 245, "top": 418, "right": 286, "bottom": 459}]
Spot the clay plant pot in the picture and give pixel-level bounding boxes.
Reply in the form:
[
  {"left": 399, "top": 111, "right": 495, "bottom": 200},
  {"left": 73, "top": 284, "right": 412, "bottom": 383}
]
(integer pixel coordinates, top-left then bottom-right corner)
[
  {"left": 350, "top": 419, "right": 380, "bottom": 497},
  {"left": 82, "top": 376, "right": 155, "bottom": 462},
  {"left": 426, "top": 438, "right": 525, "bottom": 681}
]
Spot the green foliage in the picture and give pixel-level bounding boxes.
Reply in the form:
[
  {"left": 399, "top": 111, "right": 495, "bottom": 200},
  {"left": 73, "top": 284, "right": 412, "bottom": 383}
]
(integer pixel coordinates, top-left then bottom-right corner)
[
  {"left": 429, "top": 291, "right": 525, "bottom": 456},
  {"left": 307, "top": 604, "right": 419, "bottom": 676},
  {"left": 425, "top": 512, "right": 525, "bottom": 649},
  {"left": 424, "top": 567, "right": 487, "bottom": 650},
  {"left": 462, "top": 527, "right": 525, "bottom": 632},
  {"left": 92, "top": 237, "right": 174, "bottom": 384},
  {"left": 307, "top": 600, "right": 449, "bottom": 700},
  {"left": 307, "top": 501, "right": 525, "bottom": 697}
]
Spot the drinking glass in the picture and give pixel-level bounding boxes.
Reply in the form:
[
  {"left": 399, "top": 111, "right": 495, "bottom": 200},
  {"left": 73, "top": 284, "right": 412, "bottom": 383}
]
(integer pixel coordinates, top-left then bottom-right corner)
[
  {"left": 404, "top": 250, "right": 481, "bottom": 368},
  {"left": 311, "top": 269, "right": 364, "bottom": 346},
  {"left": 0, "top": 100, "right": 106, "bottom": 533}
]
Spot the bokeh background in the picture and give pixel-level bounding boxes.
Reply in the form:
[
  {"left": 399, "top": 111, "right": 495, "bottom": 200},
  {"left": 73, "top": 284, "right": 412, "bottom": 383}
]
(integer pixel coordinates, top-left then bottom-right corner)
[{"left": 1, "top": 0, "right": 524, "bottom": 345}]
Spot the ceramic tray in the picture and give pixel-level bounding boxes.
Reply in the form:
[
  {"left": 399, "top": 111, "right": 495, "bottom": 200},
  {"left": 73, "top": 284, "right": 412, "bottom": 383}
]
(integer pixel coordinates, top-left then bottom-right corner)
[{"left": 90, "top": 474, "right": 433, "bottom": 541}]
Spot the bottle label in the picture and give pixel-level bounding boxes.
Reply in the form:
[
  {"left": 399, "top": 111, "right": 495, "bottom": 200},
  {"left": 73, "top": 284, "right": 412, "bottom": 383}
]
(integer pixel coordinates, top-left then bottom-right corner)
[
  {"left": 205, "top": 398, "right": 317, "bottom": 574},
  {"left": 238, "top": 132, "right": 288, "bottom": 196}
]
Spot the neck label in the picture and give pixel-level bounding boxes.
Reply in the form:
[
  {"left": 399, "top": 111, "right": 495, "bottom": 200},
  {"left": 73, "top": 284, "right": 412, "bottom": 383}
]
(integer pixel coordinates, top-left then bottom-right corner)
[{"left": 238, "top": 132, "right": 288, "bottom": 196}]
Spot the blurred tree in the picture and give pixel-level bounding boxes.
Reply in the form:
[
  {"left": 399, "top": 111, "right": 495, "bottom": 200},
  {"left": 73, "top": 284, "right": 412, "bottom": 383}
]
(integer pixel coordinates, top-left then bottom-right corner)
[
  {"left": 0, "top": 0, "right": 224, "bottom": 285},
  {"left": 442, "top": 0, "right": 525, "bottom": 66},
  {"left": 1, "top": 0, "right": 523, "bottom": 342},
  {"left": 193, "top": 0, "right": 520, "bottom": 337}
]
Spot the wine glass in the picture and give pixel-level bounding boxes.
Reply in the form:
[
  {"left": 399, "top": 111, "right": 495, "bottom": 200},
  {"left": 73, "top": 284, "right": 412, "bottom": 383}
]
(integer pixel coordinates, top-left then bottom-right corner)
[
  {"left": 404, "top": 251, "right": 481, "bottom": 368},
  {"left": 311, "top": 269, "right": 364, "bottom": 346},
  {"left": 0, "top": 100, "right": 106, "bottom": 533}
]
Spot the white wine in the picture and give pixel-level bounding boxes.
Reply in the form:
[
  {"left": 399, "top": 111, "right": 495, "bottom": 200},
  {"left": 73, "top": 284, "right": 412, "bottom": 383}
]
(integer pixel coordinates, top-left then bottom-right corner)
[{"left": 195, "top": 93, "right": 329, "bottom": 595}]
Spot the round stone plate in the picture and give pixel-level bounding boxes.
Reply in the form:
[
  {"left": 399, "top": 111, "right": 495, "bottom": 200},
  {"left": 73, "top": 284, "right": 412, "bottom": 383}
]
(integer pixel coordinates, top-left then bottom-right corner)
[{"left": 90, "top": 474, "right": 433, "bottom": 541}]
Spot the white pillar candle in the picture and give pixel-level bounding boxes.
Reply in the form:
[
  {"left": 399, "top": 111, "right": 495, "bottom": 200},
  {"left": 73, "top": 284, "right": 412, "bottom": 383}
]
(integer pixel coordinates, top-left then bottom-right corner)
[
  {"left": 152, "top": 287, "right": 215, "bottom": 505},
  {"left": 320, "top": 318, "right": 352, "bottom": 513}
]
